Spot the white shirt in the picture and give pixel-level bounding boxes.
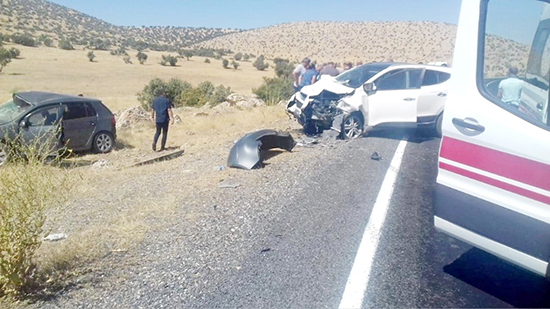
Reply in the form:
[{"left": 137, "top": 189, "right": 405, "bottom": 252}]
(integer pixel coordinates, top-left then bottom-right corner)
[
  {"left": 499, "top": 77, "right": 523, "bottom": 106},
  {"left": 293, "top": 64, "right": 306, "bottom": 87}
]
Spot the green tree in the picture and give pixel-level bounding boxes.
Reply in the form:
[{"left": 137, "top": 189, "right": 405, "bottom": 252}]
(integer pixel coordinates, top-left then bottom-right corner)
[
  {"left": 87, "top": 51, "right": 95, "bottom": 62},
  {"left": 243, "top": 53, "right": 250, "bottom": 61},
  {"left": 161, "top": 55, "right": 177, "bottom": 66},
  {"left": 232, "top": 60, "right": 239, "bottom": 69},
  {"left": 8, "top": 48, "right": 20, "bottom": 59},
  {"left": 253, "top": 55, "right": 268, "bottom": 71},
  {"left": 204, "top": 58, "right": 211, "bottom": 63},
  {"left": 222, "top": 58, "right": 229, "bottom": 69},
  {"left": 136, "top": 51, "right": 148, "bottom": 64},
  {"left": 234, "top": 52, "right": 243, "bottom": 61}
]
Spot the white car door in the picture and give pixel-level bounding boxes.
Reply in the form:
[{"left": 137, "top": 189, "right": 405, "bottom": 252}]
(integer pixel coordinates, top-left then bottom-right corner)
[
  {"left": 435, "top": 0, "right": 550, "bottom": 277},
  {"left": 417, "top": 69, "right": 451, "bottom": 120},
  {"left": 367, "top": 68, "right": 423, "bottom": 126}
]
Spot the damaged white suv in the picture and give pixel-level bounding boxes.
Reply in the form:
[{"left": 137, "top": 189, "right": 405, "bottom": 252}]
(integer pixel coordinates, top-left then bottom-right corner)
[{"left": 286, "top": 62, "right": 451, "bottom": 138}]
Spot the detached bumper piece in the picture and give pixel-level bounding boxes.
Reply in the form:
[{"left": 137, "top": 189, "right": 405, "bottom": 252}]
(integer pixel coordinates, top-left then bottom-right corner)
[{"left": 227, "top": 129, "right": 296, "bottom": 170}]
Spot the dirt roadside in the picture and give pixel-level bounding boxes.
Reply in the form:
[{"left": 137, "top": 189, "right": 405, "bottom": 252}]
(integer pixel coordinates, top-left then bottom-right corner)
[{"left": 17, "top": 105, "right": 351, "bottom": 307}]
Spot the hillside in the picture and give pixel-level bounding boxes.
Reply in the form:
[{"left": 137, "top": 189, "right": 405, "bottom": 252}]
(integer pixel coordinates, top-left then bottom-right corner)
[
  {"left": 0, "top": 0, "right": 240, "bottom": 50},
  {"left": 194, "top": 21, "right": 530, "bottom": 76}
]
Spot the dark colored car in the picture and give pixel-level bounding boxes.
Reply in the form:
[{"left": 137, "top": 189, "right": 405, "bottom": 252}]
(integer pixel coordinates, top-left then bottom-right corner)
[{"left": 0, "top": 92, "right": 116, "bottom": 164}]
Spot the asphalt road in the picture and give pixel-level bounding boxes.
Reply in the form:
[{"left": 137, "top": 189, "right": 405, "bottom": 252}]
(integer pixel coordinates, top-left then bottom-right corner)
[{"left": 188, "top": 128, "right": 550, "bottom": 308}]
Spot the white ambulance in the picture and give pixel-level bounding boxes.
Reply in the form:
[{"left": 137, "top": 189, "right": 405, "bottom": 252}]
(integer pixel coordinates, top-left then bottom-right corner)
[{"left": 435, "top": 0, "right": 550, "bottom": 277}]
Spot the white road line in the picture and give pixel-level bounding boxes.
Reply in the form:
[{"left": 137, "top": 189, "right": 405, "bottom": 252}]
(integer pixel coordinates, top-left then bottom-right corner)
[{"left": 339, "top": 139, "right": 408, "bottom": 309}]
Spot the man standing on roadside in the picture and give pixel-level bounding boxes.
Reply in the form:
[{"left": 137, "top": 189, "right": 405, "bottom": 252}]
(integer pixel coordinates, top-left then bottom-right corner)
[
  {"left": 320, "top": 62, "right": 340, "bottom": 77},
  {"left": 497, "top": 66, "right": 523, "bottom": 109},
  {"left": 292, "top": 57, "right": 310, "bottom": 92},
  {"left": 151, "top": 91, "right": 174, "bottom": 152}
]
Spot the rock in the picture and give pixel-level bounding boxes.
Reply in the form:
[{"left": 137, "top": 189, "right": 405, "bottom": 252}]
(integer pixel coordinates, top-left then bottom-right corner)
[
  {"left": 213, "top": 102, "right": 231, "bottom": 109},
  {"left": 116, "top": 106, "right": 150, "bottom": 130},
  {"left": 44, "top": 233, "right": 67, "bottom": 242},
  {"left": 226, "top": 93, "right": 246, "bottom": 105},
  {"left": 173, "top": 115, "right": 182, "bottom": 124},
  {"left": 218, "top": 179, "right": 240, "bottom": 189},
  {"left": 92, "top": 159, "right": 112, "bottom": 169}
]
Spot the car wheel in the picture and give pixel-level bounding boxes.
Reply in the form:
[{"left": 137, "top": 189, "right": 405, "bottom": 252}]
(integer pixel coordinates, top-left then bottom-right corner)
[
  {"left": 93, "top": 132, "right": 114, "bottom": 153},
  {"left": 0, "top": 143, "right": 9, "bottom": 166},
  {"left": 435, "top": 113, "right": 443, "bottom": 137},
  {"left": 341, "top": 113, "right": 363, "bottom": 139}
]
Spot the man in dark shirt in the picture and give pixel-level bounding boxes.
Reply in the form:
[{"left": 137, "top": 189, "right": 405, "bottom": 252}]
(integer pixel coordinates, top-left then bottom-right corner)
[
  {"left": 319, "top": 62, "right": 340, "bottom": 77},
  {"left": 151, "top": 92, "right": 174, "bottom": 151}
]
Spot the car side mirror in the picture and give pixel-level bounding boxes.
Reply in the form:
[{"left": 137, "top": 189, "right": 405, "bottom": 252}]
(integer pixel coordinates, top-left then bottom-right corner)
[
  {"left": 19, "top": 119, "right": 28, "bottom": 128},
  {"left": 363, "top": 82, "right": 377, "bottom": 94}
]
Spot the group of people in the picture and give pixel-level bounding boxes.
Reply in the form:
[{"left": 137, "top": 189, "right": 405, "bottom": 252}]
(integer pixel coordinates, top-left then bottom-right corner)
[{"left": 292, "top": 58, "right": 362, "bottom": 92}]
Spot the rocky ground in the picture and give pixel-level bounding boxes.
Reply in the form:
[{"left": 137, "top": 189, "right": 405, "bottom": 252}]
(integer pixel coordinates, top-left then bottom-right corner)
[{"left": 29, "top": 125, "right": 351, "bottom": 308}]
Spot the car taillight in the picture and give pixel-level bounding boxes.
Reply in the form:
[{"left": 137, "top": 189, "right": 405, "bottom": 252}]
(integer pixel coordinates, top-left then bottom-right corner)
[{"left": 111, "top": 114, "right": 116, "bottom": 128}]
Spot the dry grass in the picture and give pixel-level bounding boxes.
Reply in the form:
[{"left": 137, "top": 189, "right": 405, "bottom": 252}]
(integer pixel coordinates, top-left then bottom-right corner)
[{"left": 0, "top": 45, "right": 275, "bottom": 110}]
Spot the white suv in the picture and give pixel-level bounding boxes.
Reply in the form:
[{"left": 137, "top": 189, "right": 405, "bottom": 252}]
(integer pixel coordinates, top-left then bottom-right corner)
[{"left": 286, "top": 63, "right": 451, "bottom": 138}]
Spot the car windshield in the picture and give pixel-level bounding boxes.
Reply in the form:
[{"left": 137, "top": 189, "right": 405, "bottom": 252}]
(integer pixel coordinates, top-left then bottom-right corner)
[
  {"left": 0, "top": 99, "right": 31, "bottom": 125},
  {"left": 335, "top": 63, "right": 393, "bottom": 88}
]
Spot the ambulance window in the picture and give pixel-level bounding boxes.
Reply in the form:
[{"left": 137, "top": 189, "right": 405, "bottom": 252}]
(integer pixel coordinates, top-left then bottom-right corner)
[{"left": 481, "top": 0, "right": 550, "bottom": 127}]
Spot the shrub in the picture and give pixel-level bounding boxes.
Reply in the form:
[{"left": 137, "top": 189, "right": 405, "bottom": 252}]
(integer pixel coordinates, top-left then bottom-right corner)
[
  {"left": 234, "top": 52, "right": 243, "bottom": 61},
  {"left": 58, "top": 40, "right": 74, "bottom": 50},
  {"left": 8, "top": 48, "right": 20, "bottom": 59},
  {"left": 204, "top": 58, "right": 210, "bottom": 63},
  {"left": 160, "top": 55, "right": 177, "bottom": 66},
  {"left": 253, "top": 77, "right": 293, "bottom": 105},
  {"left": 222, "top": 58, "right": 229, "bottom": 69},
  {"left": 179, "top": 50, "right": 193, "bottom": 60},
  {"left": 138, "top": 78, "right": 231, "bottom": 109},
  {"left": 232, "top": 60, "right": 239, "bottom": 69},
  {"left": 136, "top": 51, "right": 148, "bottom": 64},
  {"left": 0, "top": 48, "right": 12, "bottom": 73},
  {"left": 243, "top": 54, "right": 250, "bottom": 61},
  {"left": 88, "top": 38, "right": 110, "bottom": 51},
  {"left": 123, "top": 55, "right": 132, "bottom": 64},
  {"left": 87, "top": 51, "right": 95, "bottom": 62},
  {"left": 42, "top": 38, "right": 52, "bottom": 47},
  {"left": 0, "top": 134, "right": 74, "bottom": 298},
  {"left": 11, "top": 34, "right": 35, "bottom": 47},
  {"left": 253, "top": 55, "right": 268, "bottom": 71},
  {"left": 273, "top": 58, "right": 294, "bottom": 78}
]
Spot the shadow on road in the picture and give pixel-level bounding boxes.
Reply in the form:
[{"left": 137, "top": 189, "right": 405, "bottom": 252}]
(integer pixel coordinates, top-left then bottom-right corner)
[
  {"left": 444, "top": 247, "right": 550, "bottom": 308},
  {"left": 366, "top": 128, "right": 439, "bottom": 144}
]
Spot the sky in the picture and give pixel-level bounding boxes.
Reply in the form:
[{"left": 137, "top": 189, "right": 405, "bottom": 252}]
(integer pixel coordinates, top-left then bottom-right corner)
[{"left": 48, "top": 0, "right": 463, "bottom": 29}]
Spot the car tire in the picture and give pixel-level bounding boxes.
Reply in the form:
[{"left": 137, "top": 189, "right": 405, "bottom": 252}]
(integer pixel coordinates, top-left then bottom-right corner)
[
  {"left": 341, "top": 113, "right": 364, "bottom": 139},
  {"left": 435, "top": 113, "right": 443, "bottom": 137},
  {"left": 93, "top": 132, "right": 114, "bottom": 153}
]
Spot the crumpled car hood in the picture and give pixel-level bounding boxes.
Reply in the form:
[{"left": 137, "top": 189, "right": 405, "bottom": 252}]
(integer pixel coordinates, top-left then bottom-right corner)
[{"left": 300, "top": 76, "right": 354, "bottom": 97}]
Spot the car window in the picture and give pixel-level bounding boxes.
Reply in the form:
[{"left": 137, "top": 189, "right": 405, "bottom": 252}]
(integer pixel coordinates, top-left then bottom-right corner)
[
  {"left": 422, "top": 70, "right": 451, "bottom": 86},
  {"left": 335, "top": 63, "right": 392, "bottom": 88},
  {"left": 26, "top": 106, "right": 59, "bottom": 127},
  {"left": 481, "top": 0, "right": 550, "bottom": 127},
  {"left": 63, "top": 102, "right": 95, "bottom": 120},
  {"left": 0, "top": 99, "right": 31, "bottom": 125},
  {"left": 376, "top": 69, "right": 422, "bottom": 91}
]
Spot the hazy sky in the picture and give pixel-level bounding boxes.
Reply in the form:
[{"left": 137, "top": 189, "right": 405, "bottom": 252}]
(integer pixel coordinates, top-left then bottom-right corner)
[{"left": 48, "top": 0, "right": 462, "bottom": 29}]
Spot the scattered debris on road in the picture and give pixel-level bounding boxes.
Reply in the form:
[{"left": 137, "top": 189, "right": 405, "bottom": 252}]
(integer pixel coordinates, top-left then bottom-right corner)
[
  {"left": 227, "top": 129, "right": 296, "bottom": 169},
  {"left": 371, "top": 152, "right": 382, "bottom": 161},
  {"left": 260, "top": 248, "right": 271, "bottom": 253}
]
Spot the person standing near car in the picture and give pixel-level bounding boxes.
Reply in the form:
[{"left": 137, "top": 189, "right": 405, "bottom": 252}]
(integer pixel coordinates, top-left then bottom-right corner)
[
  {"left": 292, "top": 57, "right": 310, "bottom": 92},
  {"left": 497, "top": 66, "right": 523, "bottom": 109},
  {"left": 151, "top": 92, "right": 174, "bottom": 152},
  {"left": 320, "top": 62, "right": 340, "bottom": 76},
  {"left": 299, "top": 63, "right": 319, "bottom": 88}
]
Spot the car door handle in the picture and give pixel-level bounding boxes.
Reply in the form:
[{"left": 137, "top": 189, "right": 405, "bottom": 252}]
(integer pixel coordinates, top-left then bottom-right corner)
[
  {"left": 438, "top": 92, "right": 447, "bottom": 97},
  {"left": 89, "top": 121, "right": 96, "bottom": 126},
  {"left": 403, "top": 97, "right": 416, "bottom": 101},
  {"left": 452, "top": 117, "right": 485, "bottom": 136}
]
